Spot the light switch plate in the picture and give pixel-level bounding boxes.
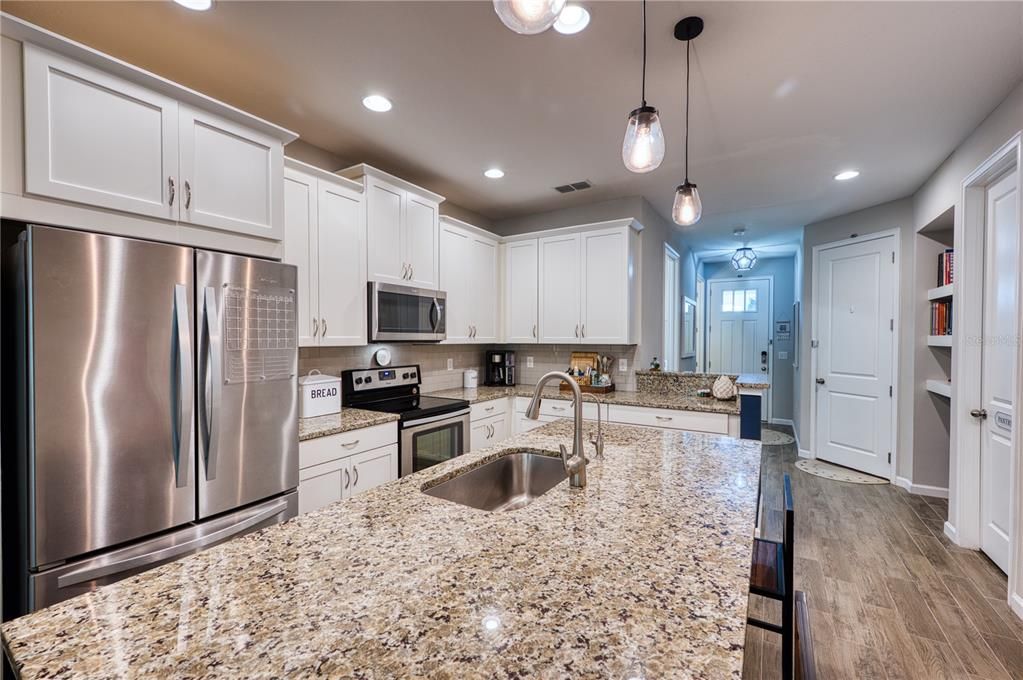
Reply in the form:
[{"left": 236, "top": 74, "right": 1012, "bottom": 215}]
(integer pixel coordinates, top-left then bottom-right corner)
[
  {"left": 527, "top": 356, "right": 534, "bottom": 368},
  {"left": 619, "top": 358, "right": 628, "bottom": 373},
  {"left": 447, "top": 358, "right": 453, "bottom": 371},
  {"left": 778, "top": 351, "right": 788, "bottom": 360}
]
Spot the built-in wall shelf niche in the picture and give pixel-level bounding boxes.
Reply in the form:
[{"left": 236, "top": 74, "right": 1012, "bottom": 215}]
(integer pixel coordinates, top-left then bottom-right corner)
[
  {"left": 927, "top": 284, "right": 954, "bottom": 301},
  {"left": 925, "top": 379, "right": 952, "bottom": 399},
  {"left": 927, "top": 334, "right": 953, "bottom": 348}
]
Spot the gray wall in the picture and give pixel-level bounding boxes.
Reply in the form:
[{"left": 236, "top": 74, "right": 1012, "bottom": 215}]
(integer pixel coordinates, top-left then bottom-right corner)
[
  {"left": 795, "top": 198, "right": 916, "bottom": 479},
  {"left": 703, "top": 256, "right": 796, "bottom": 422}
]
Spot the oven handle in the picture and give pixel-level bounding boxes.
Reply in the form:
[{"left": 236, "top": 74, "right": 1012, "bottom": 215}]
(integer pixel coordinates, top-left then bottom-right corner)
[{"left": 402, "top": 407, "right": 471, "bottom": 429}]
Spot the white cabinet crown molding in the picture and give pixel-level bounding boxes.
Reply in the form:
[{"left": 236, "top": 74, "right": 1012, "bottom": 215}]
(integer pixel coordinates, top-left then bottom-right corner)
[
  {"left": 337, "top": 163, "right": 445, "bottom": 205},
  {"left": 439, "top": 214, "right": 501, "bottom": 241},
  {"left": 1, "top": 12, "right": 297, "bottom": 144},
  {"left": 501, "top": 217, "right": 645, "bottom": 243},
  {"left": 285, "top": 157, "right": 363, "bottom": 194}
]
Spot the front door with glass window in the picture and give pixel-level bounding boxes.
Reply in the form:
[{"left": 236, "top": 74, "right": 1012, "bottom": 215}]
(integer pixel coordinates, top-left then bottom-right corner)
[{"left": 708, "top": 278, "right": 772, "bottom": 420}]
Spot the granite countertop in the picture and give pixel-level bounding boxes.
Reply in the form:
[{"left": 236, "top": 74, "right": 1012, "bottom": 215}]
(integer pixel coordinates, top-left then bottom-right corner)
[
  {"left": 734, "top": 374, "right": 771, "bottom": 390},
  {"left": 298, "top": 407, "right": 399, "bottom": 441},
  {"left": 2, "top": 421, "right": 762, "bottom": 679},
  {"left": 428, "top": 384, "right": 740, "bottom": 415}
]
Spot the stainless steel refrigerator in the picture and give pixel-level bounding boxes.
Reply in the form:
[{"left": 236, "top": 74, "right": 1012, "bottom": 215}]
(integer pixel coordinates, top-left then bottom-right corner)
[{"left": 3, "top": 225, "right": 299, "bottom": 616}]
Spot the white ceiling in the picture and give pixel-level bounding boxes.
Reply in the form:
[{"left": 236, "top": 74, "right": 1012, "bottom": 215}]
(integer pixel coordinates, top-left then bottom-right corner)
[{"left": 7, "top": 1, "right": 1021, "bottom": 256}]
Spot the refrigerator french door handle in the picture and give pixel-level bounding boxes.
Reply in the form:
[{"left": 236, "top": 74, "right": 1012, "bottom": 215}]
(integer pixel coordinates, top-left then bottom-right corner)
[
  {"left": 55, "top": 499, "right": 289, "bottom": 588},
  {"left": 202, "top": 286, "right": 224, "bottom": 481},
  {"left": 173, "top": 284, "right": 193, "bottom": 489}
]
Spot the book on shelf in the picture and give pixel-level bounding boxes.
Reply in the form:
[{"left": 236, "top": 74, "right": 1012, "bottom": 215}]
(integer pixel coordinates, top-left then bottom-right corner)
[
  {"left": 937, "top": 248, "right": 954, "bottom": 287},
  {"left": 930, "top": 300, "right": 953, "bottom": 336}
]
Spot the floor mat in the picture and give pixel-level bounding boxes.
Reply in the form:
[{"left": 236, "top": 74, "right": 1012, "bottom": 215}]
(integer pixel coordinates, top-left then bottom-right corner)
[{"left": 794, "top": 459, "right": 889, "bottom": 485}]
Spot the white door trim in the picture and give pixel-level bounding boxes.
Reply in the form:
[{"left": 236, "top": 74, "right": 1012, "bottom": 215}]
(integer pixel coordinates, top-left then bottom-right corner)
[
  {"left": 663, "top": 244, "right": 681, "bottom": 371},
  {"left": 696, "top": 274, "right": 706, "bottom": 371},
  {"left": 949, "top": 132, "right": 1022, "bottom": 619},
  {"left": 809, "top": 228, "right": 901, "bottom": 483},
  {"left": 707, "top": 274, "right": 774, "bottom": 422}
]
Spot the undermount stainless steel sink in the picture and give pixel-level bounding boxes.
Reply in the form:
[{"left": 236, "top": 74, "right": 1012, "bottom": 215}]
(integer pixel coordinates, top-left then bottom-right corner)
[{"left": 423, "top": 451, "right": 568, "bottom": 512}]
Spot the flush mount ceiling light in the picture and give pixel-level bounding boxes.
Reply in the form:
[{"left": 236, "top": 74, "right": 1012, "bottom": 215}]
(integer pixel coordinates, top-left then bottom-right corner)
[
  {"left": 484, "top": 168, "right": 505, "bottom": 179},
  {"left": 362, "top": 95, "right": 392, "bottom": 113},
  {"left": 834, "top": 169, "right": 860, "bottom": 181},
  {"left": 671, "top": 16, "right": 704, "bottom": 226},
  {"left": 622, "top": 0, "right": 665, "bottom": 174},
  {"left": 731, "top": 247, "right": 757, "bottom": 271},
  {"left": 493, "top": 0, "right": 566, "bottom": 35},
  {"left": 173, "top": 0, "right": 213, "bottom": 9},
  {"left": 554, "top": 4, "right": 590, "bottom": 34}
]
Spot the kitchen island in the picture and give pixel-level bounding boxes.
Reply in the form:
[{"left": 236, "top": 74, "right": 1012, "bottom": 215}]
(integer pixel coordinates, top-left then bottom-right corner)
[{"left": 2, "top": 420, "right": 761, "bottom": 679}]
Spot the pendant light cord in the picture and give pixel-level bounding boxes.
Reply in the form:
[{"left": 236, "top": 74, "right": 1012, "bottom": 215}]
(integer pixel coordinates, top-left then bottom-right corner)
[
  {"left": 684, "top": 38, "right": 690, "bottom": 182},
  {"left": 640, "top": 0, "right": 647, "bottom": 106}
]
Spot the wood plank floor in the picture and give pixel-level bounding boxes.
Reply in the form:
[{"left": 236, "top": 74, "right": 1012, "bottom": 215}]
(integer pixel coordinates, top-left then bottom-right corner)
[{"left": 744, "top": 427, "right": 1023, "bottom": 680}]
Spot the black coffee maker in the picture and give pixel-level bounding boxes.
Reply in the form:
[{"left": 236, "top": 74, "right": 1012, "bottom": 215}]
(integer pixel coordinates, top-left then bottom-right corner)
[{"left": 485, "top": 350, "right": 515, "bottom": 386}]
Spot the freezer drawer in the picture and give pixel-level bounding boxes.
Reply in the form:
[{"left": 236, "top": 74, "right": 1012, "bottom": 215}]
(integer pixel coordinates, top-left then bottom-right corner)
[
  {"left": 29, "top": 492, "right": 297, "bottom": 611},
  {"left": 195, "top": 250, "right": 299, "bottom": 518},
  {"left": 22, "top": 226, "right": 196, "bottom": 567}
]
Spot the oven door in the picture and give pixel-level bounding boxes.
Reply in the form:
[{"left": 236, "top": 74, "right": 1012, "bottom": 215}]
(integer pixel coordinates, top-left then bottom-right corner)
[
  {"left": 400, "top": 408, "right": 471, "bottom": 477},
  {"left": 370, "top": 281, "right": 446, "bottom": 342}
]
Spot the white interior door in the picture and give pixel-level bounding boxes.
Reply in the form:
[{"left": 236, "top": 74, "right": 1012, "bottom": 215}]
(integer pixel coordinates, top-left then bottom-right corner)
[
  {"left": 708, "top": 278, "right": 771, "bottom": 411},
  {"left": 814, "top": 235, "right": 895, "bottom": 478},
  {"left": 980, "top": 169, "right": 1019, "bottom": 573}
]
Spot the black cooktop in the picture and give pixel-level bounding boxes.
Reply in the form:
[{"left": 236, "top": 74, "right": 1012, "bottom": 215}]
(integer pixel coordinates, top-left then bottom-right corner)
[{"left": 358, "top": 395, "right": 469, "bottom": 424}]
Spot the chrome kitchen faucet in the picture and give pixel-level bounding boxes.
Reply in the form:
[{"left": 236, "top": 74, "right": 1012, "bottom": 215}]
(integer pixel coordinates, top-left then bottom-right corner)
[{"left": 525, "top": 372, "right": 588, "bottom": 489}]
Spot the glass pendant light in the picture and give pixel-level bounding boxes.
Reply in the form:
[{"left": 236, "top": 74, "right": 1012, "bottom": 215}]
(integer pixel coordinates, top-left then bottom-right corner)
[
  {"left": 731, "top": 247, "right": 757, "bottom": 271},
  {"left": 493, "top": 0, "right": 566, "bottom": 35},
  {"left": 622, "top": 0, "right": 664, "bottom": 173},
  {"left": 672, "top": 17, "right": 704, "bottom": 226}
]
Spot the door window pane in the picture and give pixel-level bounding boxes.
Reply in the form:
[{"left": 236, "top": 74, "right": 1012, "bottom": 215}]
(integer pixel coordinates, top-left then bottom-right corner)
[
  {"left": 744, "top": 289, "right": 758, "bottom": 312},
  {"left": 721, "top": 288, "right": 758, "bottom": 313},
  {"left": 722, "top": 290, "right": 733, "bottom": 312}
]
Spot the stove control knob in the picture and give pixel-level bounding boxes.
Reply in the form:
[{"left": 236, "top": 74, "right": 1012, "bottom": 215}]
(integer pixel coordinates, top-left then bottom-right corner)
[
  {"left": 355, "top": 377, "right": 363, "bottom": 385},
  {"left": 364, "top": 377, "right": 372, "bottom": 384},
  {"left": 402, "top": 372, "right": 410, "bottom": 379},
  {"left": 410, "top": 371, "right": 417, "bottom": 379}
]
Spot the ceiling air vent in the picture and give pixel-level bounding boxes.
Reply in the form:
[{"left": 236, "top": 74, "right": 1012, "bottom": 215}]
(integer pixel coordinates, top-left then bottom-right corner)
[{"left": 553, "top": 180, "right": 593, "bottom": 194}]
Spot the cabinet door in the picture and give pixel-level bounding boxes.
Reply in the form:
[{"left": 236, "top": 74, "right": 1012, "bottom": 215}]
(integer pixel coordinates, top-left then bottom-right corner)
[
  {"left": 440, "top": 223, "right": 471, "bottom": 342},
  {"left": 538, "top": 233, "right": 581, "bottom": 343},
  {"left": 178, "top": 105, "right": 284, "bottom": 240},
  {"left": 366, "top": 179, "right": 406, "bottom": 284},
  {"left": 283, "top": 168, "right": 319, "bottom": 346},
  {"left": 23, "top": 44, "right": 178, "bottom": 220},
  {"left": 298, "top": 459, "right": 348, "bottom": 515},
  {"left": 348, "top": 444, "right": 398, "bottom": 497},
  {"left": 471, "top": 415, "right": 509, "bottom": 451},
  {"left": 405, "top": 195, "right": 439, "bottom": 289},
  {"left": 580, "top": 228, "right": 629, "bottom": 343},
  {"left": 469, "top": 235, "right": 500, "bottom": 342},
  {"left": 317, "top": 180, "right": 366, "bottom": 345},
  {"left": 489, "top": 414, "right": 509, "bottom": 444},
  {"left": 504, "top": 240, "right": 539, "bottom": 343}
]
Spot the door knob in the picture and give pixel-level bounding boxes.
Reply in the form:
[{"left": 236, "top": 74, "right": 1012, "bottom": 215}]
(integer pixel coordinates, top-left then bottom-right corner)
[
  {"left": 815, "top": 378, "right": 826, "bottom": 385},
  {"left": 970, "top": 408, "right": 988, "bottom": 419}
]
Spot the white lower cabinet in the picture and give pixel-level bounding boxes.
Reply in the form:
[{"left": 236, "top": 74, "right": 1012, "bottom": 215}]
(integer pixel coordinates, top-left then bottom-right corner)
[
  {"left": 606, "top": 404, "right": 738, "bottom": 436},
  {"left": 468, "top": 398, "right": 511, "bottom": 451},
  {"left": 297, "top": 422, "right": 398, "bottom": 515}
]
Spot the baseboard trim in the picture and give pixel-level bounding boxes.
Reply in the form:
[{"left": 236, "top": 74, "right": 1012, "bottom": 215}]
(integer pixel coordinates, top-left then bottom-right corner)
[
  {"left": 895, "top": 476, "right": 950, "bottom": 499},
  {"left": 797, "top": 448, "right": 813, "bottom": 459},
  {"left": 769, "top": 418, "right": 794, "bottom": 427},
  {"left": 944, "top": 521, "right": 959, "bottom": 545},
  {"left": 1011, "top": 593, "right": 1023, "bottom": 622}
]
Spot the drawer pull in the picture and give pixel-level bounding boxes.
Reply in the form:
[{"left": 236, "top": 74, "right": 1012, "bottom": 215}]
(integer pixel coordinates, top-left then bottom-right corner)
[
  {"left": 655, "top": 416, "right": 673, "bottom": 421},
  {"left": 341, "top": 439, "right": 360, "bottom": 449},
  {"left": 484, "top": 406, "right": 495, "bottom": 412},
  {"left": 552, "top": 406, "right": 566, "bottom": 411}
]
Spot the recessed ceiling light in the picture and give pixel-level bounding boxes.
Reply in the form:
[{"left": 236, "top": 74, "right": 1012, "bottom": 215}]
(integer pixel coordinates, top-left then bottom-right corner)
[
  {"left": 484, "top": 168, "right": 505, "bottom": 179},
  {"left": 834, "top": 170, "right": 860, "bottom": 181},
  {"left": 554, "top": 4, "right": 590, "bottom": 34},
  {"left": 362, "top": 95, "right": 392, "bottom": 113},
  {"left": 173, "top": 0, "right": 213, "bottom": 10}
]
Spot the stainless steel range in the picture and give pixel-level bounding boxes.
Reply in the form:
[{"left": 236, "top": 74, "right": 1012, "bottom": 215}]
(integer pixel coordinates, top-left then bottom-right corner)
[{"left": 341, "top": 366, "right": 469, "bottom": 477}]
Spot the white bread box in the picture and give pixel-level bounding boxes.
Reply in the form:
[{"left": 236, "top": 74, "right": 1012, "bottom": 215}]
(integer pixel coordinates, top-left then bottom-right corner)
[{"left": 298, "top": 370, "right": 341, "bottom": 418}]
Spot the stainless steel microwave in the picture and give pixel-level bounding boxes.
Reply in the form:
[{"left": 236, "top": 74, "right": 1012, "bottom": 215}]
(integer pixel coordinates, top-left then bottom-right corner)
[{"left": 369, "top": 281, "right": 447, "bottom": 342}]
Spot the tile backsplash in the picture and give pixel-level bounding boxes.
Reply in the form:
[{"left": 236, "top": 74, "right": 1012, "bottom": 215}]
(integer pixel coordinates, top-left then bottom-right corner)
[{"left": 299, "top": 344, "right": 641, "bottom": 392}]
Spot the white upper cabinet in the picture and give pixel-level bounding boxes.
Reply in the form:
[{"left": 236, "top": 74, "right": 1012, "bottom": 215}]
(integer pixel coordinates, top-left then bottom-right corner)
[
  {"left": 535, "top": 220, "right": 641, "bottom": 345},
  {"left": 504, "top": 239, "right": 539, "bottom": 343},
  {"left": 538, "top": 233, "right": 582, "bottom": 343},
  {"left": 341, "top": 165, "right": 444, "bottom": 290},
  {"left": 283, "top": 160, "right": 366, "bottom": 347},
  {"left": 438, "top": 216, "right": 500, "bottom": 344},
  {"left": 178, "top": 105, "right": 283, "bottom": 240},
  {"left": 17, "top": 38, "right": 294, "bottom": 248},
  {"left": 23, "top": 44, "right": 178, "bottom": 221}
]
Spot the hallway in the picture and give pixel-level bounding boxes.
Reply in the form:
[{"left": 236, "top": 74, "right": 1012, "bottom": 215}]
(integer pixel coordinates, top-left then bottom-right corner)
[{"left": 744, "top": 428, "right": 1023, "bottom": 679}]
